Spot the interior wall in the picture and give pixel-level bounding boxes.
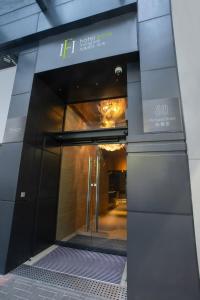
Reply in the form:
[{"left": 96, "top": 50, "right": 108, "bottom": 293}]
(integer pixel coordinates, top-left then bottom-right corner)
[
  {"left": 56, "top": 146, "right": 96, "bottom": 240},
  {"left": 99, "top": 148, "right": 127, "bottom": 214},
  {"left": 65, "top": 105, "right": 88, "bottom": 131},
  {"left": 105, "top": 149, "right": 127, "bottom": 171},
  {"left": 171, "top": 0, "right": 200, "bottom": 272}
]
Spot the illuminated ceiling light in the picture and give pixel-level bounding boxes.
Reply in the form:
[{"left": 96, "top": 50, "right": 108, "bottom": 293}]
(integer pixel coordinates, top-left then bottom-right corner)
[
  {"left": 98, "top": 99, "right": 125, "bottom": 124},
  {"left": 97, "top": 99, "right": 126, "bottom": 151},
  {"left": 99, "top": 144, "right": 125, "bottom": 152}
]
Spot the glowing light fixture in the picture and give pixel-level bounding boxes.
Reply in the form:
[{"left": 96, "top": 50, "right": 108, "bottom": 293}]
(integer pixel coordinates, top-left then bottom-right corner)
[
  {"left": 98, "top": 99, "right": 126, "bottom": 152},
  {"left": 99, "top": 144, "right": 124, "bottom": 152}
]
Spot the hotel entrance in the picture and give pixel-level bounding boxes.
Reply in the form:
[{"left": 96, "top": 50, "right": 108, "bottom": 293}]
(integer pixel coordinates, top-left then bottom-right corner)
[
  {"left": 23, "top": 91, "right": 128, "bottom": 287},
  {"left": 56, "top": 96, "right": 128, "bottom": 254},
  {"left": 4, "top": 55, "right": 130, "bottom": 288}
]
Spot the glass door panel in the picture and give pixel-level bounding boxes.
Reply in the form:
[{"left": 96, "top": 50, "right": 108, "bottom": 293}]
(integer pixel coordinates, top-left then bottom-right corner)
[
  {"left": 56, "top": 145, "right": 97, "bottom": 241},
  {"left": 91, "top": 147, "right": 127, "bottom": 243},
  {"left": 64, "top": 98, "right": 127, "bottom": 132},
  {"left": 56, "top": 144, "right": 127, "bottom": 252}
]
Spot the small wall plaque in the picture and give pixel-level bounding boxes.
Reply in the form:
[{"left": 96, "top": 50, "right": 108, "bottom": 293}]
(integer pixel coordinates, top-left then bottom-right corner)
[{"left": 143, "top": 97, "right": 183, "bottom": 133}]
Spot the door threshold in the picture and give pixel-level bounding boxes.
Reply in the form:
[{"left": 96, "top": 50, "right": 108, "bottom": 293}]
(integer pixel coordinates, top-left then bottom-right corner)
[
  {"left": 56, "top": 241, "right": 127, "bottom": 257},
  {"left": 24, "top": 245, "right": 58, "bottom": 266}
]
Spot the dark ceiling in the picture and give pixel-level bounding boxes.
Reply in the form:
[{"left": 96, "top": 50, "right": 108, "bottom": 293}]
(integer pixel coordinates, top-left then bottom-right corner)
[{"left": 38, "top": 53, "right": 138, "bottom": 103}]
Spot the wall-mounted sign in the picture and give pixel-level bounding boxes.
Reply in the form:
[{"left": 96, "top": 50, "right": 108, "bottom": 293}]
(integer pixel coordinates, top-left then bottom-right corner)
[
  {"left": 36, "top": 13, "right": 137, "bottom": 73},
  {"left": 3, "top": 116, "right": 26, "bottom": 143},
  {"left": 143, "top": 97, "right": 183, "bottom": 133},
  {"left": 59, "top": 31, "right": 113, "bottom": 59}
]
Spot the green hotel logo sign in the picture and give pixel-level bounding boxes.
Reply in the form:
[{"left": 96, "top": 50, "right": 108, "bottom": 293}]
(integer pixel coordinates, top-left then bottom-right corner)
[
  {"left": 60, "top": 39, "right": 76, "bottom": 59},
  {"left": 60, "top": 31, "right": 113, "bottom": 59}
]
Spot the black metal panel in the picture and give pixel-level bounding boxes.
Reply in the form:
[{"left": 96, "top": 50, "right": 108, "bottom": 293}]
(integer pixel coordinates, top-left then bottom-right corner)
[
  {"left": 5, "top": 200, "right": 36, "bottom": 272},
  {"left": 127, "top": 152, "right": 192, "bottom": 214},
  {"left": 0, "top": 1, "right": 137, "bottom": 50},
  {"left": 0, "top": 200, "right": 14, "bottom": 274},
  {"left": 3, "top": 117, "right": 27, "bottom": 143},
  {"left": 52, "top": 128, "right": 127, "bottom": 145},
  {"left": 33, "top": 150, "right": 61, "bottom": 255},
  {"left": 127, "top": 141, "right": 186, "bottom": 152},
  {"left": 0, "top": 3, "right": 40, "bottom": 26},
  {"left": 0, "top": 0, "right": 35, "bottom": 16},
  {"left": 4, "top": 61, "right": 64, "bottom": 271},
  {"left": 8, "top": 72, "right": 64, "bottom": 259},
  {"left": 127, "top": 132, "right": 185, "bottom": 143},
  {"left": 15, "top": 144, "right": 43, "bottom": 205},
  {"left": 139, "top": 15, "right": 176, "bottom": 71},
  {"left": 36, "top": 0, "right": 47, "bottom": 12},
  {"left": 141, "top": 68, "right": 180, "bottom": 100},
  {"left": 8, "top": 93, "right": 31, "bottom": 119},
  {"left": 37, "top": 0, "right": 136, "bottom": 32},
  {"left": 138, "top": 0, "right": 170, "bottom": 22},
  {"left": 0, "top": 142, "right": 23, "bottom": 202},
  {"left": 0, "top": 14, "right": 38, "bottom": 45},
  {"left": 127, "top": 81, "right": 143, "bottom": 136},
  {"left": 18, "top": 42, "right": 39, "bottom": 55},
  {"left": 36, "top": 12, "right": 137, "bottom": 73},
  {"left": 53, "top": 0, "right": 77, "bottom": 5},
  {"left": 12, "top": 51, "right": 37, "bottom": 95},
  {"left": 127, "top": 62, "right": 140, "bottom": 83},
  {"left": 141, "top": 67, "right": 183, "bottom": 134},
  {"left": 24, "top": 76, "right": 65, "bottom": 147},
  {"left": 128, "top": 212, "right": 200, "bottom": 300},
  {"left": 5, "top": 144, "right": 42, "bottom": 272}
]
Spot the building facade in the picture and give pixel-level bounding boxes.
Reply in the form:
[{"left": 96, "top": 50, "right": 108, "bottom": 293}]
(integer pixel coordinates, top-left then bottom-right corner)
[{"left": 0, "top": 0, "right": 200, "bottom": 299}]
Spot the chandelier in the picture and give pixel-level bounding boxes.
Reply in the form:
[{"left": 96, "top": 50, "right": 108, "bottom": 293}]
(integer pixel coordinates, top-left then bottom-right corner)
[
  {"left": 98, "top": 99, "right": 126, "bottom": 152},
  {"left": 98, "top": 144, "right": 124, "bottom": 152}
]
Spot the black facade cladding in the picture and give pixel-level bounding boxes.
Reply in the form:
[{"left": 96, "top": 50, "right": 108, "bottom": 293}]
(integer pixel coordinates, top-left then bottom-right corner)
[
  {"left": 128, "top": 212, "right": 200, "bottom": 300},
  {"left": 0, "top": 0, "right": 200, "bottom": 299},
  {"left": 0, "top": 0, "right": 137, "bottom": 47}
]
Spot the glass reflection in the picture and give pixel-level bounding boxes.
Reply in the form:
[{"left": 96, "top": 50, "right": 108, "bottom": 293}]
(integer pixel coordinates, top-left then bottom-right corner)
[{"left": 65, "top": 98, "right": 127, "bottom": 131}]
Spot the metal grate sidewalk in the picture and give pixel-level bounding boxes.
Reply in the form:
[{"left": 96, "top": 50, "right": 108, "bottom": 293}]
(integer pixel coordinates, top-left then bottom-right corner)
[{"left": 12, "top": 264, "right": 127, "bottom": 300}]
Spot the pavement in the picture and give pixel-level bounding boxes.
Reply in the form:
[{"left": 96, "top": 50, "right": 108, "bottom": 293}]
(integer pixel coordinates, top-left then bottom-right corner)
[{"left": 0, "top": 274, "right": 104, "bottom": 300}]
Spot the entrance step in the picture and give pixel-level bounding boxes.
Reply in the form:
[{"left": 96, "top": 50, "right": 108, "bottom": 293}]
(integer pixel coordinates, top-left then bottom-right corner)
[{"left": 57, "top": 235, "right": 127, "bottom": 256}]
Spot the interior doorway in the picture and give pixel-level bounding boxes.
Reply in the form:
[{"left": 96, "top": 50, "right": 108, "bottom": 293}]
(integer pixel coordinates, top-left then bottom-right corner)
[{"left": 56, "top": 144, "right": 127, "bottom": 254}]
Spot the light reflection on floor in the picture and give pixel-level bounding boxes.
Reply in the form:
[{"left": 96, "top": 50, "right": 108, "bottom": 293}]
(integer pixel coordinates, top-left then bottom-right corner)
[{"left": 98, "top": 202, "right": 127, "bottom": 240}]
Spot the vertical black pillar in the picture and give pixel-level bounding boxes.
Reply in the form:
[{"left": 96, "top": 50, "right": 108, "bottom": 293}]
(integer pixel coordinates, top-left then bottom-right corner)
[
  {"left": 4, "top": 62, "right": 64, "bottom": 272},
  {"left": 0, "top": 42, "right": 65, "bottom": 273},
  {"left": 127, "top": 0, "right": 200, "bottom": 299},
  {"left": 0, "top": 45, "right": 38, "bottom": 274}
]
